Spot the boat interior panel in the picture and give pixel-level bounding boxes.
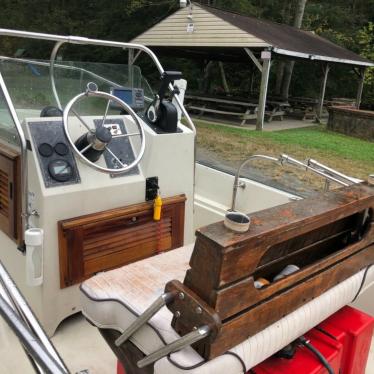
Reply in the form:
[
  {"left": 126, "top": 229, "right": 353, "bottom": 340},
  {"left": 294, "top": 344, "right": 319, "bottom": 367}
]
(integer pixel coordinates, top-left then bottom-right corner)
[{"left": 0, "top": 142, "right": 21, "bottom": 242}]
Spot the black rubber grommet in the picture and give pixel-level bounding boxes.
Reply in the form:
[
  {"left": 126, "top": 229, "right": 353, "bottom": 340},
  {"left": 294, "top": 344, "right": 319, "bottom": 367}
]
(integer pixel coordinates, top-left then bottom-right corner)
[
  {"left": 54, "top": 142, "right": 69, "bottom": 156},
  {"left": 38, "top": 143, "right": 53, "bottom": 157}
]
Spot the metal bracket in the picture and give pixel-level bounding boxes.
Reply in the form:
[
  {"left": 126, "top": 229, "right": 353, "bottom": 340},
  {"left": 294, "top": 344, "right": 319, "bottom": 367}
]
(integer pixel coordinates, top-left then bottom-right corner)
[
  {"left": 114, "top": 289, "right": 211, "bottom": 369},
  {"left": 115, "top": 292, "right": 174, "bottom": 347},
  {"left": 137, "top": 325, "right": 210, "bottom": 368}
]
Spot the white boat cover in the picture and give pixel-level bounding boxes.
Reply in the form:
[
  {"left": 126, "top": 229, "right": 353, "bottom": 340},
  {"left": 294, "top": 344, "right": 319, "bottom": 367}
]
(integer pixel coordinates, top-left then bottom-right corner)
[{"left": 80, "top": 244, "right": 374, "bottom": 373}]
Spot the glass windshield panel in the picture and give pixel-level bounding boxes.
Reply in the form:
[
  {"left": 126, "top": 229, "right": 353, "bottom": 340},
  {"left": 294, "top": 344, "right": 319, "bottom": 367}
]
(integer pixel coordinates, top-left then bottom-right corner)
[
  {"left": 0, "top": 75, "right": 20, "bottom": 147},
  {"left": 0, "top": 58, "right": 154, "bottom": 122}
]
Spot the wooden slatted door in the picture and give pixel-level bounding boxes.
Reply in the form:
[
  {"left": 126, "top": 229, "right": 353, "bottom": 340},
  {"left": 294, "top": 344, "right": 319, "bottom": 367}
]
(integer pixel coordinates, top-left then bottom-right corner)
[
  {"left": 58, "top": 194, "right": 186, "bottom": 288},
  {"left": 0, "top": 143, "right": 20, "bottom": 241}
]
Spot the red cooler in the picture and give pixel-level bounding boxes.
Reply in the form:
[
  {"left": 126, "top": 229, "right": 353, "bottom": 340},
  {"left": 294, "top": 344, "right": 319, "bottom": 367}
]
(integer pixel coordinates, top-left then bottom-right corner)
[
  {"left": 319, "top": 306, "right": 374, "bottom": 374},
  {"left": 252, "top": 329, "right": 343, "bottom": 374}
]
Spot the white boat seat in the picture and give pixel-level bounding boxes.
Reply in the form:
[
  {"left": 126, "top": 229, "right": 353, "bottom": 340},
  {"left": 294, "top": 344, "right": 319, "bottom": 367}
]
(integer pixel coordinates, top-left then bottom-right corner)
[{"left": 80, "top": 244, "right": 374, "bottom": 374}]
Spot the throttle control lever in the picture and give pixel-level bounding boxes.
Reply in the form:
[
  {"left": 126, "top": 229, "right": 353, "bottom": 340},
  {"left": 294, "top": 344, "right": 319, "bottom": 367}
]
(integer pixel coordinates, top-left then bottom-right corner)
[{"left": 146, "top": 71, "right": 182, "bottom": 130}]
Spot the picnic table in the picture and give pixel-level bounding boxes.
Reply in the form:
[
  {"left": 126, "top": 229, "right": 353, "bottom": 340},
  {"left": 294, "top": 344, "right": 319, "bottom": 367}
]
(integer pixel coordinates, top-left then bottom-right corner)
[
  {"left": 266, "top": 100, "right": 290, "bottom": 122},
  {"left": 287, "top": 96, "right": 319, "bottom": 120},
  {"left": 185, "top": 94, "right": 289, "bottom": 125}
]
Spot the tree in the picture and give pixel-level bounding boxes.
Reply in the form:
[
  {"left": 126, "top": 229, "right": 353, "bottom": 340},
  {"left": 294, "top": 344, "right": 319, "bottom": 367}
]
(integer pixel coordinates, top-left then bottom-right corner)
[{"left": 279, "top": 0, "right": 308, "bottom": 100}]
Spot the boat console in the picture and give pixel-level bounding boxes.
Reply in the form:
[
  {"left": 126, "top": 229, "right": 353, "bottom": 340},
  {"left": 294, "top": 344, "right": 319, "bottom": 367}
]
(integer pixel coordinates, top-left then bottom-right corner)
[{"left": 0, "top": 28, "right": 196, "bottom": 336}]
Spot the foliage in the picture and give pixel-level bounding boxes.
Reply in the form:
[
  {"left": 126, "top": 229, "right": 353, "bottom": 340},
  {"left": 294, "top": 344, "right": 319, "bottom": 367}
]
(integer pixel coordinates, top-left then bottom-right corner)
[
  {"left": 0, "top": 0, "right": 373, "bottom": 107},
  {"left": 355, "top": 23, "right": 374, "bottom": 104}
]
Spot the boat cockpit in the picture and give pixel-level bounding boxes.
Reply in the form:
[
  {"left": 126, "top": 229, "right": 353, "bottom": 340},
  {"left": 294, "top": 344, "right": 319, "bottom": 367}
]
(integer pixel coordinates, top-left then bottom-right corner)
[{"left": 0, "top": 29, "right": 373, "bottom": 374}]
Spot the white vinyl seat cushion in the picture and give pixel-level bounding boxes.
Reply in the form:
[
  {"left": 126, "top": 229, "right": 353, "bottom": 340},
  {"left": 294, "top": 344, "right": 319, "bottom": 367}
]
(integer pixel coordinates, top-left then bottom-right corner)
[{"left": 80, "top": 245, "right": 374, "bottom": 374}]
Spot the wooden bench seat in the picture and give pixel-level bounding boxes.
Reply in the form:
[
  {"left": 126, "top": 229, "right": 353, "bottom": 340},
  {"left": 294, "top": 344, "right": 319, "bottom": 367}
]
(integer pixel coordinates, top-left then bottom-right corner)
[{"left": 164, "top": 183, "right": 374, "bottom": 359}]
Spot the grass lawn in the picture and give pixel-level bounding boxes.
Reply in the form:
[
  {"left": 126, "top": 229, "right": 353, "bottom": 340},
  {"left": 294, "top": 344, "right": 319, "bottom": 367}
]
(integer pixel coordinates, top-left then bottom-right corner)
[{"left": 194, "top": 119, "right": 374, "bottom": 191}]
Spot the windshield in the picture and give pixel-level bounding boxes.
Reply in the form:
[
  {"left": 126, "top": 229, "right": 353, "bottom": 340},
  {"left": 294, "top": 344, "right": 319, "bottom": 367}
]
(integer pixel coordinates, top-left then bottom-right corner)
[
  {"left": 0, "top": 77, "right": 20, "bottom": 147},
  {"left": 0, "top": 58, "right": 154, "bottom": 123}
]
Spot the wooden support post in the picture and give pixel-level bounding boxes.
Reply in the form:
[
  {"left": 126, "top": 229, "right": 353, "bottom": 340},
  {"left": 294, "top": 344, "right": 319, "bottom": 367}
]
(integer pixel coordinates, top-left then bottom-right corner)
[
  {"left": 356, "top": 68, "right": 365, "bottom": 109},
  {"left": 317, "top": 63, "right": 330, "bottom": 122},
  {"left": 244, "top": 48, "right": 262, "bottom": 72},
  {"left": 256, "top": 51, "right": 271, "bottom": 131}
]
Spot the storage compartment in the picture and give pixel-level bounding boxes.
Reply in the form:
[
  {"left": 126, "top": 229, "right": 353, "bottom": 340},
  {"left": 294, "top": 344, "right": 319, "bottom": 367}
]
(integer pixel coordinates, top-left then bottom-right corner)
[
  {"left": 58, "top": 194, "right": 186, "bottom": 288},
  {"left": 254, "top": 211, "right": 370, "bottom": 283}
]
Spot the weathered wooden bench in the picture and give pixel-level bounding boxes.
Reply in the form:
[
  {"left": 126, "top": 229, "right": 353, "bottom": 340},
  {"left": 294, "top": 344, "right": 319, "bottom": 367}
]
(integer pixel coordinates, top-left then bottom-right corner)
[
  {"left": 165, "top": 183, "right": 374, "bottom": 359},
  {"left": 185, "top": 94, "right": 258, "bottom": 125}
]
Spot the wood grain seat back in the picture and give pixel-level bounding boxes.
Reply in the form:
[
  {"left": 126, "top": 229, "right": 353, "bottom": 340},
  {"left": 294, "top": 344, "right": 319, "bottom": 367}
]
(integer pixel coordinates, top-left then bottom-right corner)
[{"left": 164, "top": 184, "right": 374, "bottom": 359}]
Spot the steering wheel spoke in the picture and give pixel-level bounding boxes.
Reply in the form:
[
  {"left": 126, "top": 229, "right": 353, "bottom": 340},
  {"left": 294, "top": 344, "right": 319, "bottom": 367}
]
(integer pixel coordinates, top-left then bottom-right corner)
[
  {"left": 79, "top": 143, "right": 93, "bottom": 155},
  {"left": 71, "top": 108, "right": 93, "bottom": 132},
  {"left": 112, "top": 132, "right": 141, "bottom": 139},
  {"left": 105, "top": 146, "right": 127, "bottom": 168},
  {"left": 63, "top": 85, "right": 145, "bottom": 174}
]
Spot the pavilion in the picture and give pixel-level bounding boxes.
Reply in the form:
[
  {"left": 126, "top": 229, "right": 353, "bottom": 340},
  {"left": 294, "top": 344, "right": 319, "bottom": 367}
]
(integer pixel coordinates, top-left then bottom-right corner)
[{"left": 130, "top": 2, "right": 373, "bottom": 130}]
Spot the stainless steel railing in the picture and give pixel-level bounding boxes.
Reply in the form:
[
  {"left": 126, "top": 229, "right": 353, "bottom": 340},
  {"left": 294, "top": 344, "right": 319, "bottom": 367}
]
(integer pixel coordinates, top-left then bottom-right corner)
[
  {"left": 0, "top": 260, "right": 69, "bottom": 373},
  {"left": 231, "top": 154, "right": 360, "bottom": 211}
]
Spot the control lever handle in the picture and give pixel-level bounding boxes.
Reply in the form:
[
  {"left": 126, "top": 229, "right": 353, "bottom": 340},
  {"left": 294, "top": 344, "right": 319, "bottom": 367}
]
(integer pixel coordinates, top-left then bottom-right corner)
[{"left": 157, "top": 71, "right": 182, "bottom": 102}]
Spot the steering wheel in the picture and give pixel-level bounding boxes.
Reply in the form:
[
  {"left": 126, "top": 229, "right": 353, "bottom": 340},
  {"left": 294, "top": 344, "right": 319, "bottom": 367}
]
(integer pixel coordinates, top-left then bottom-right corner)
[{"left": 63, "top": 82, "right": 145, "bottom": 174}]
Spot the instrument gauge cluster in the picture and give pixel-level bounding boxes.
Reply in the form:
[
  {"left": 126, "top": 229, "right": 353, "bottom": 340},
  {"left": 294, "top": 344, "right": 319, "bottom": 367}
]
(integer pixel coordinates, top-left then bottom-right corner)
[
  {"left": 48, "top": 159, "right": 74, "bottom": 182},
  {"left": 29, "top": 120, "right": 81, "bottom": 188}
]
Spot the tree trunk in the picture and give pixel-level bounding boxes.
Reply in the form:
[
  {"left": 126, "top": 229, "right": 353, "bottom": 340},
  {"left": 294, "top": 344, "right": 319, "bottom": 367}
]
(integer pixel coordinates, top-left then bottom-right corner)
[
  {"left": 275, "top": 61, "right": 285, "bottom": 96},
  {"left": 202, "top": 61, "right": 214, "bottom": 94},
  {"left": 280, "top": 0, "right": 308, "bottom": 99},
  {"left": 218, "top": 62, "right": 230, "bottom": 94},
  {"left": 281, "top": 60, "right": 295, "bottom": 99},
  {"left": 293, "top": 0, "right": 308, "bottom": 28}
]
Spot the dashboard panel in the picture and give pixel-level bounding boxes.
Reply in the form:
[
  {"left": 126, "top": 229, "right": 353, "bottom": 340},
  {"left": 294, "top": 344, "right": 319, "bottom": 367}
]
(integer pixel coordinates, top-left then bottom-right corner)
[
  {"left": 93, "top": 118, "right": 139, "bottom": 178},
  {"left": 28, "top": 117, "right": 140, "bottom": 188},
  {"left": 28, "top": 120, "right": 81, "bottom": 188}
]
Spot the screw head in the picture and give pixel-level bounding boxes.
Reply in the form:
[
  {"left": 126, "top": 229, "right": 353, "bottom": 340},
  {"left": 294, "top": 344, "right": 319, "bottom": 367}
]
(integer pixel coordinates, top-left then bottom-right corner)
[
  {"left": 174, "top": 311, "right": 181, "bottom": 318},
  {"left": 178, "top": 292, "right": 185, "bottom": 300},
  {"left": 195, "top": 306, "right": 202, "bottom": 314}
]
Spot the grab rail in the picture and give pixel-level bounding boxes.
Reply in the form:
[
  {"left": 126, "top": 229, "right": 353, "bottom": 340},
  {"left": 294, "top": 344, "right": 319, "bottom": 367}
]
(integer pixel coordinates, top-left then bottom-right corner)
[
  {"left": 0, "top": 260, "right": 69, "bottom": 373},
  {"left": 231, "top": 154, "right": 360, "bottom": 211},
  {"left": 0, "top": 73, "right": 29, "bottom": 233}
]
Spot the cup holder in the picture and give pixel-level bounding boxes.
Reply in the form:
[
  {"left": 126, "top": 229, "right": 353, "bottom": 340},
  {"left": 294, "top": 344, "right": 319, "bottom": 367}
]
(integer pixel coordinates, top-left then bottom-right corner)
[{"left": 224, "top": 211, "right": 250, "bottom": 233}]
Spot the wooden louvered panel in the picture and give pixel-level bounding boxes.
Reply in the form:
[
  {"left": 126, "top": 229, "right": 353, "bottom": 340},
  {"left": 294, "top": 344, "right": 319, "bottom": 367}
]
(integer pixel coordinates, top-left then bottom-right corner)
[
  {"left": 83, "top": 219, "right": 172, "bottom": 260},
  {"left": 58, "top": 195, "right": 186, "bottom": 288},
  {"left": 0, "top": 170, "right": 9, "bottom": 217},
  {"left": 0, "top": 142, "right": 20, "bottom": 241}
]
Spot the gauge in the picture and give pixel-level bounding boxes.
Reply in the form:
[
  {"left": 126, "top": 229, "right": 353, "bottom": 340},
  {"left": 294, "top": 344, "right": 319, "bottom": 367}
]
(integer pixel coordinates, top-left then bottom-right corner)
[
  {"left": 54, "top": 142, "right": 69, "bottom": 156},
  {"left": 38, "top": 143, "right": 53, "bottom": 157},
  {"left": 48, "top": 159, "right": 73, "bottom": 182}
]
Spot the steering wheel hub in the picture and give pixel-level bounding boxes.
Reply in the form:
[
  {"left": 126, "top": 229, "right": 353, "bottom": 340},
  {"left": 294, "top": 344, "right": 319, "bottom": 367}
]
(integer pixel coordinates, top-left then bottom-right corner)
[{"left": 63, "top": 83, "right": 145, "bottom": 174}]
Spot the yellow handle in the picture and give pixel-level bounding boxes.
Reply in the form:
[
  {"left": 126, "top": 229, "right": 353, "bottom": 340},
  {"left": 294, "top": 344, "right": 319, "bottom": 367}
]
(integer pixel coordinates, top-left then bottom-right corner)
[{"left": 153, "top": 194, "right": 162, "bottom": 221}]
